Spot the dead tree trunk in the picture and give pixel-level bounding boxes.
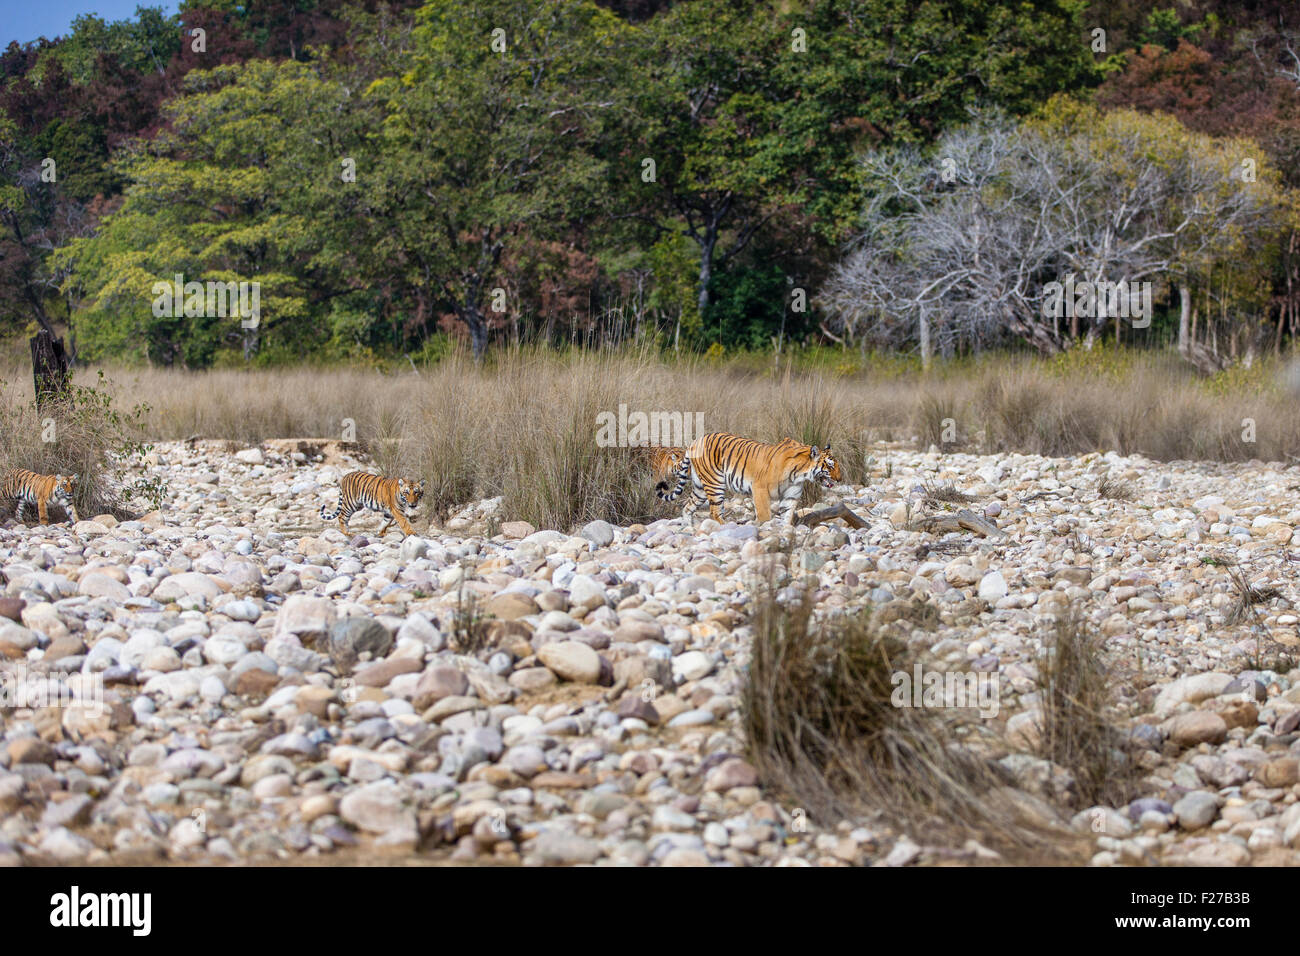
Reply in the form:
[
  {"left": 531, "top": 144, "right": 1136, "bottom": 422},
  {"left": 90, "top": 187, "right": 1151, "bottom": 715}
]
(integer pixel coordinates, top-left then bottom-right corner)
[{"left": 30, "top": 328, "right": 69, "bottom": 410}]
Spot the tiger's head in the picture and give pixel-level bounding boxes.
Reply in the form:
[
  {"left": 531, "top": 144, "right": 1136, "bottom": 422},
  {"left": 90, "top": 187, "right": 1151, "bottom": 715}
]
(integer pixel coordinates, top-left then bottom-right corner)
[
  {"left": 650, "top": 446, "right": 685, "bottom": 483},
  {"left": 55, "top": 474, "right": 77, "bottom": 498},
  {"left": 809, "top": 445, "right": 841, "bottom": 489},
  {"left": 397, "top": 478, "right": 425, "bottom": 516}
]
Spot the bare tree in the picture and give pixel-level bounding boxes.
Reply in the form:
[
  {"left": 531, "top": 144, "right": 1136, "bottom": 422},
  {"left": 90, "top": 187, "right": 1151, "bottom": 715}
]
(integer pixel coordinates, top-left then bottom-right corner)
[{"left": 820, "top": 108, "right": 1286, "bottom": 365}]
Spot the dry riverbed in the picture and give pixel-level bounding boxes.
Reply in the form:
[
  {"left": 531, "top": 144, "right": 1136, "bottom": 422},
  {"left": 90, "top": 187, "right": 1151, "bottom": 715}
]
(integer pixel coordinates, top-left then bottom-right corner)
[{"left": 1, "top": 439, "right": 1298, "bottom": 866}]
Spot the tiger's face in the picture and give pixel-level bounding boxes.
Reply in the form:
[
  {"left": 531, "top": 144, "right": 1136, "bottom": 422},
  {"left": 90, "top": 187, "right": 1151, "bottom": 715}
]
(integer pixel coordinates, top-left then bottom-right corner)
[
  {"left": 55, "top": 475, "right": 76, "bottom": 498},
  {"left": 397, "top": 478, "right": 425, "bottom": 516},
  {"left": 650, "top": 447, "right": 685, "bottom": 482},
  {"left": 810, "top": 446, "right": 840, "bottom": 489}
]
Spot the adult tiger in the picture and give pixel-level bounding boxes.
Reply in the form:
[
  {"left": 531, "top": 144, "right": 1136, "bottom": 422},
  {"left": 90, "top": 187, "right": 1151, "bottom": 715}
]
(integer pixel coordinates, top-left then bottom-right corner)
[
  {"left": 320, "top": 471, "right": 425, "bottom": 536},
  {"left": 655, "top": 433, "right": 840, "bottom": 526},
  {"left": 1, "top": 470, "right": 79, "bottom": 525},
  {"left": 648, "top": 446, "right": 686, "bottom": 484}
]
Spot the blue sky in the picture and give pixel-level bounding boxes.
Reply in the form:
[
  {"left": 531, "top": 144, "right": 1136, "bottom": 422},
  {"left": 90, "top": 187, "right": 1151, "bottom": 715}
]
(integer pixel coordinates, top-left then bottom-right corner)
[{"left": 4, "top": 1, "right": 180, "bottom": 48}]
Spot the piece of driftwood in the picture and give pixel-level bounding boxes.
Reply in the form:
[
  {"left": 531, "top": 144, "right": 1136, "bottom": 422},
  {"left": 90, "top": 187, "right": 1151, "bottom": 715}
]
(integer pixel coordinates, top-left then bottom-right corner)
[
  {"left": 906, "top": 508, "right": 1006, "bottom": 539},
  {"left": 796, "top": 503, "right": 870, "bottom": 529},
  {"left": 1020, "top": 490, "right": 1062, "bottom": 502}
]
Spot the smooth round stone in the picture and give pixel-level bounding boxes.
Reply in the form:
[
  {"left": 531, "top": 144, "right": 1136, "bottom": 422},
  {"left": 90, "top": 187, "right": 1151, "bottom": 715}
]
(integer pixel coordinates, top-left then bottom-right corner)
[
  {"left": 380, "top": 699, "right": 415, "bottom": 717},
  {"left": 222, "top": 600, "right": 261, "bottom": 622},
  {"left": 200, "top": 675, "right": 227, "bottom": 702},
  {"left": 502, "top": 715, "right": 543, "bottom": 738},
  {"left": 667, "top": 709, "right": 715, "bottom": 728},
  {"left": 142, "top": 783, "right": 181, "bottom": 806}
]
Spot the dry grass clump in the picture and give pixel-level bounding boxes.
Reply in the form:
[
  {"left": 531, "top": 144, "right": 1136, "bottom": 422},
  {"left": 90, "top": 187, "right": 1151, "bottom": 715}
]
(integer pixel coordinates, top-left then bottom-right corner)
[
  {"left": 922, "top": 479, "right": 976, "bottom": 507},
  {"left": 740, "top": 588, "right": 1066, "bottom": 856},
  {"left": 913, "top": 393, "right": 963, "bottom": 450},
  {"left": 0, "top": 374, "right": 159, "bottom": 519},
  {"left": 447, "top": 566, "right": 493, "bottom": 656},
  {"left": 1096, "top": 471, "right": 1136, "bottom": 501},
  {"left": 1034, "top": 611, "right": 1141, "bottom": 809},
  {"left": 1224, "top": 564, "right": 1285, "bottom": 627}
]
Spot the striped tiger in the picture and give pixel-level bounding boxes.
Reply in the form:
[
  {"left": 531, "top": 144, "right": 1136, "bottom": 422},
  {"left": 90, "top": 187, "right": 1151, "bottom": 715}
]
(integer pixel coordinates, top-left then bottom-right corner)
[
  {"left": 2, "top": 470, "right": 79, "bottom": 525},
  {"left": 655, "top": 433, "right": 841, "bottom": 526},
  {"left": 648, "top": 446, "right": 686, "bottom": 484},
  {"left": 320, "top": 471, "right": 425, "bottom": 536}
]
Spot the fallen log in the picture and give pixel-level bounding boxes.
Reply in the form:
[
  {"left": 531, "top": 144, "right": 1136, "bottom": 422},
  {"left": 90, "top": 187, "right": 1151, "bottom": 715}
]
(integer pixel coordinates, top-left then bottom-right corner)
[
  {"left": 906, "top": 508, "right": 1006, "bottom": 539},
  {"left": 796, "top": 503, "right": 870, "bottom": 530}
]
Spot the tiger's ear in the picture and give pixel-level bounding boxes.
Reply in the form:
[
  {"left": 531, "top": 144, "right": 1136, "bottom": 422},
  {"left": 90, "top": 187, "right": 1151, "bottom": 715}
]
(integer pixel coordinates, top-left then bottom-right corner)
[
  {"left": 824, "top": 444, "right": 831, "bottom": 454},
  {"left": 418, "top": 479, "right": 426, "bottom": 490},
  {"left": 810, "top": 445, "right": 820, "bottom": 458}
]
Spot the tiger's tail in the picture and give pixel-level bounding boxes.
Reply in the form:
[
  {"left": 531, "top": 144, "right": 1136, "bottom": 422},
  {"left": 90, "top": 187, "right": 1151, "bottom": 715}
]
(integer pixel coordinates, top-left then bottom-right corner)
[
  {"left": 655, "top": 455, "right": 691, "bottom": 501},
  {"left": 320, "top": 498, "right": 342, "bottom": 521}
]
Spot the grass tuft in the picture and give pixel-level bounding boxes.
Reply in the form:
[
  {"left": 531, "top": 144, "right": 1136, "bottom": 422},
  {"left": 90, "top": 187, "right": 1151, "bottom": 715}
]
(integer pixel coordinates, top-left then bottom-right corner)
[
  {"left": 1034, "top": 610, "right": 1141, "bottom": 810},
  {"left": 741, "top": 586, "right": 1073, "bottom": 857}
]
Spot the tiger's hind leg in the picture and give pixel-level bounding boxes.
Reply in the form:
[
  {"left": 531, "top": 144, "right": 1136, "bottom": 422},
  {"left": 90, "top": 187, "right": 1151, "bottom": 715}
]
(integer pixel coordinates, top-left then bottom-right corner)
[
  {"left": 682, "top": 488, "right": 709, "bottom": 528},
  {"left": 15, "top": 501, "right": 25, "bottom": 523},
  {"left": 338, "top": 505, "right": 355, "bottom": 533}
]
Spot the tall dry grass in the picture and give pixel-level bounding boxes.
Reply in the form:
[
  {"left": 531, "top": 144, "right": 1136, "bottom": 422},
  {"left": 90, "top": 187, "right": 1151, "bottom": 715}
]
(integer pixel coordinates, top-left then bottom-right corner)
[
  {"left": 1, "top": 343, "right": 1295, "bottom": 529},
  {"left": 740, "top": 586, "right": 1079, "bottom": 859},
  {"left": 0, "top": 373, "right": 157, "bottom": 518},
  {"left": 1034, "top": 611, "right": 1142, "bottom": 810}
]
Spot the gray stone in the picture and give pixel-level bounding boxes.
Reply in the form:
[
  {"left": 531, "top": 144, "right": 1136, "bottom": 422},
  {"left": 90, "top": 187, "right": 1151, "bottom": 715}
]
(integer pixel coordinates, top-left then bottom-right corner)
[
  {"left": 1173, "top": 791, "right": 1219, "bottom": 830},
  {"left": 328, "top": 616, "right": 393, "bottom": 675}
]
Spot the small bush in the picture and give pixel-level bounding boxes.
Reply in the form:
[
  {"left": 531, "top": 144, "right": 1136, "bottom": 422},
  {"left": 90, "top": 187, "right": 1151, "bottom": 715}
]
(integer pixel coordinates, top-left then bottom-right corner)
[
  {"left": 1096, "top": 471, "right": 1135, "bottom": 501},
  {"left": 741, "top": 587, "right": 1065, "bottom": 854},
  {"left": 0, "top": 371, "right": 160, "bottom": 519},
  {"left": 1034, "top": 611, "right": 1140, "bottom": 809}
]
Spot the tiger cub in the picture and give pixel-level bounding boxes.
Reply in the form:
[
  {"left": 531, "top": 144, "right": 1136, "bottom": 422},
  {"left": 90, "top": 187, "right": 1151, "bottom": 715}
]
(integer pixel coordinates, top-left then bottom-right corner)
[
  {"left": 655, "top": 433, "right": 841, "bottom": 526},
  {"left": 2, "top": 470, "right": 79, "bottom": 525},
  {"left": 320, "top": 472, "right": 425, "bottom": 536}
]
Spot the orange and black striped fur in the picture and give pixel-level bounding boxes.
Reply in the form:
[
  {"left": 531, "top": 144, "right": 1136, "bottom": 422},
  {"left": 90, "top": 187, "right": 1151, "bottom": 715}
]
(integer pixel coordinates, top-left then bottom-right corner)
[
  {"left": 2, "top": 470, "right": 79, "bottom": 525},
  {"left": 655, "top": 433, "right": 841, "bottom": 526},
  {"left": 321, "top": 472, "right": 425, "bottom": 536},
  {"left": 648, "top": 446, "right": 686, "bottom": 484}
]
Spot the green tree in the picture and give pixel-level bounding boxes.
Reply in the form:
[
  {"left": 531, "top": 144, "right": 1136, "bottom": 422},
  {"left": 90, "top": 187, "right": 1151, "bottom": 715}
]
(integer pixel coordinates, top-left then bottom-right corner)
[
  {"left": 362, "top": 0, "right": 630, "bottom": 360},
  {"left": 625, "top": 0, "right": 1100, "bottom": 340},
  {"left": 54, "top": 59, "right": 364, "bottom": 365}
]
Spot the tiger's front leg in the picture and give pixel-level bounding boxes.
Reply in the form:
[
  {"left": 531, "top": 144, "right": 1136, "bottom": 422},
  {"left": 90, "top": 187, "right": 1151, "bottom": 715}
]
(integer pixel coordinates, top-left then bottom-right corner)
[
  {"left": 38, "top": 499, "right": 49, "bottom": 525},
  {"left": 752, "top": 483, "right": 774, "bottom": 524},
  {"left": 68, "top": 503, "right": 80, "bottom": 524},
  {"left": 778, "top": 484, "right": 804, "bottom": 526},
  {"left": 392, "top": 512, "right": 416, "bottom": 536}
]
